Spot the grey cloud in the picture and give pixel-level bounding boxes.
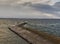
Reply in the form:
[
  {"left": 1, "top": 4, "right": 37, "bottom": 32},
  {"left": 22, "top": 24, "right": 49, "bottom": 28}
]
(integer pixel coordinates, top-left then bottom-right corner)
[
  {"left": 29, "top": 3, "right": 60, "bottom": 17},
  {"left": 0, "top": 2, "right": 60, "bottom": 18},
  {"left": 0, "top": 0, "right": 52, "bottom": 5},
  {"left": 31, "top": 3, "right": 60, "bottom": 12},
  {"left": 53, "top": 2, "right": 60, "bottom": 9}
]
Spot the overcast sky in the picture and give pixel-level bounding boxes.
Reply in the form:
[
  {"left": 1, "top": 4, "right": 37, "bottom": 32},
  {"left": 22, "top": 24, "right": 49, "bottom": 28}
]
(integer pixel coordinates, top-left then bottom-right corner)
[
  {"left": 52, "top": 0, "right": 60, "bottom": 2},
  {"left": 0, "top": 0, "right": 60, "bottom": 19}
]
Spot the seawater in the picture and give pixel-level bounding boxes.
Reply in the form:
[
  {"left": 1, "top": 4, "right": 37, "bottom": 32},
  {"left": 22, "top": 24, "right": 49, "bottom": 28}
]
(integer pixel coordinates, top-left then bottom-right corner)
[
  {"left": 24, "top": 19, "right": 60, "bottom": 37},
  {"left": 0, "top": 19, "right": 60, "bottom": 44}
]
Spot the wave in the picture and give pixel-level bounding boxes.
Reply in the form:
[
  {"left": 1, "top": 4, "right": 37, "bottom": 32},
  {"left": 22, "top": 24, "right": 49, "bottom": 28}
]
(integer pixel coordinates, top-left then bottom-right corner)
[{"left": 24, "top": 22, "right": 60, "bottom": 37}]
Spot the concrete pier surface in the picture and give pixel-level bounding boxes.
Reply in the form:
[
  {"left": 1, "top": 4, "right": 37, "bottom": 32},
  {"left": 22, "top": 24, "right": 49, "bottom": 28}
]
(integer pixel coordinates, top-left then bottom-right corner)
[
  {"left": 8, "top": 25, "right": 60, "bottom": 44},
  {"left": 0, "top": 27, "right": 29, "bottom": 44}
]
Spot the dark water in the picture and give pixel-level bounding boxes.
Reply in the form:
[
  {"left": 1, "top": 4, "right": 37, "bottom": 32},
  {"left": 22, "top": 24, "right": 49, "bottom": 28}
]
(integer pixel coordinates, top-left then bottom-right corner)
[{"left": 23, "top": 19, "right": 60, "bottom": 37}]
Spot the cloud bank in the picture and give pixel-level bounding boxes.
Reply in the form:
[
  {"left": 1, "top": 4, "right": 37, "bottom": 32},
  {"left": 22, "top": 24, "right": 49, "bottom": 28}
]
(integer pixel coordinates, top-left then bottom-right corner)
[
  {"left": 0, "top": 0, "right": 60, "bottom": 19},
  {"left": 0, "top": 0, "right": 53, "bottom": 5}
]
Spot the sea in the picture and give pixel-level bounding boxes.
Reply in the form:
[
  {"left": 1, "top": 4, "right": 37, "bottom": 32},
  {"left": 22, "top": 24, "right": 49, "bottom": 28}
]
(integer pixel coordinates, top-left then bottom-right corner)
[
  {"left": 24, "top": 19, "right": 60, "bottom": 37},
  {"left": 0, "top": 18, "right": 60, "bottom": 44}
]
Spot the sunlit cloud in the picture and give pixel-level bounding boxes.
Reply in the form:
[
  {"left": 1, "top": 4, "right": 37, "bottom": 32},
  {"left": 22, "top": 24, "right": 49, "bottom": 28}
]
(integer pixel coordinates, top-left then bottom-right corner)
[
  {"left": 0, "top": 0, "right": 60, "bottom": 19},
  {"left": 0, "top": 5, "right": 60, "bottom": 19},
  {"left": 0, "top": 0, "right": 53, "bottom": 5}
]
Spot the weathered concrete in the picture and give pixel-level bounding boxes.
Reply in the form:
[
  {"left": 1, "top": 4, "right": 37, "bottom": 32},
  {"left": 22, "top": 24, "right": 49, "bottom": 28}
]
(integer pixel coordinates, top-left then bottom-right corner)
[{"left": 8, "top": 26, "right": 54, "bottom": 44}]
